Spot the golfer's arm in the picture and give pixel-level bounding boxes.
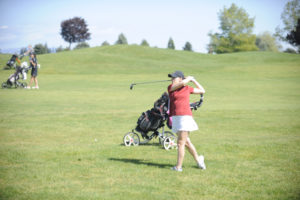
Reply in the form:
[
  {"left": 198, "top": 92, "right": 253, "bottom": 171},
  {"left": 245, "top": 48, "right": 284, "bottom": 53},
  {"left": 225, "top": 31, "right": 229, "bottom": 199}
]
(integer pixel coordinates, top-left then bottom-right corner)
[
  {"left": 24, "top": 50, "right": 30, "bottom": 56},
  {"left": 30, "top": 60, "right": 36, "bottom": 67},
  {"left": 170, "top": 79, "right": 190, "bottom": 91},
  {"left": 192, "top": 79, "right": 205, "bottom": 94}
]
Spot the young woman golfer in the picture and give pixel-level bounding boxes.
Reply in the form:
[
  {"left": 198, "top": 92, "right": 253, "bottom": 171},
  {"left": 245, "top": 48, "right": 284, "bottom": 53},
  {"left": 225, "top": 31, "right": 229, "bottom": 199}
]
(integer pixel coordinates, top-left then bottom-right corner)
[
  {"left": 167, "top": 71, "right": 206, "bottom": 172},
  {"left": 26, "top": 53, "right": 39, "bottom": 89}
]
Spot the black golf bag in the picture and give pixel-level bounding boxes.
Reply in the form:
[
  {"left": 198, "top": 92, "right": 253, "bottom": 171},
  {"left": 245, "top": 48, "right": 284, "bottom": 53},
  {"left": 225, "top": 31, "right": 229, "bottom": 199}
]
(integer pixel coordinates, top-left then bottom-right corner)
[
  {"left": 135, "top": 92, "right": 169, "bottom": 138},
  {"left": 4, "top": 54, "right": 18, "bottom": 70}
]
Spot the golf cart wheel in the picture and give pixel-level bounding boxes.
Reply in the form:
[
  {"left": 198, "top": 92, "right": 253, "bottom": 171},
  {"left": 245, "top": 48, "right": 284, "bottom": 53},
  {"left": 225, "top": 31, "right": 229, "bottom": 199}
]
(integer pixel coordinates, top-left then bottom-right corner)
[
  {"left": 21, "top": 82, "right": 27, "bottom": 88},
  {"left": 159, "top": 131, "right": 175, "bottom": 145},
  {"left": 123, "top": 132, "right": 140, "bottom": 146},
  {"left": 163, "top": 136, "right": 177, "bottom": 150},
  {"left": 1, "top": 82, "right": 7, "bottom": 89}
]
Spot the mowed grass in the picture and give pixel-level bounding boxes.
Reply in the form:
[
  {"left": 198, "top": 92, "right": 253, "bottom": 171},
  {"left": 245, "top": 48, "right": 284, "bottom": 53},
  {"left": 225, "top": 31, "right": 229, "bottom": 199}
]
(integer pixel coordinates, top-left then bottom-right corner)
[{"left": 0, "top": 45, "right": 299, "bottom": 200}]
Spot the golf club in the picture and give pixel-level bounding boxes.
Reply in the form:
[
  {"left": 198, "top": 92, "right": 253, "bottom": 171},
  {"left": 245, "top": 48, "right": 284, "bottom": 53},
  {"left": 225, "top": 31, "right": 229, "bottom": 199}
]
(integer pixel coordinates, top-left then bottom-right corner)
[{"left": 130, "top": 80, "right": 170, "bottom": 90}]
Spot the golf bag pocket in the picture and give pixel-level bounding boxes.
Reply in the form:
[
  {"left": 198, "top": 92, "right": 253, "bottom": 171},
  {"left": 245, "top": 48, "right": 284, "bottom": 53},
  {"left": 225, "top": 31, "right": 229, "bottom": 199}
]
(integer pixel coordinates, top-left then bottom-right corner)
[
  {"left": 136, "top": 110, "right": 162, "bottom": 134},
  {"left": 137, "top": 111, "right": 151, "bottom": 133}
]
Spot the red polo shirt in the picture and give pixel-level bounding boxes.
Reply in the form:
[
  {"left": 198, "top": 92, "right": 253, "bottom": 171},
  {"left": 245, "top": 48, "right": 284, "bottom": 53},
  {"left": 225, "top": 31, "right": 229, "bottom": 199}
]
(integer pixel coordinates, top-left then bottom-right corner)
[{"left": 168, "top": 84, "right": 194, "bottom": 117}]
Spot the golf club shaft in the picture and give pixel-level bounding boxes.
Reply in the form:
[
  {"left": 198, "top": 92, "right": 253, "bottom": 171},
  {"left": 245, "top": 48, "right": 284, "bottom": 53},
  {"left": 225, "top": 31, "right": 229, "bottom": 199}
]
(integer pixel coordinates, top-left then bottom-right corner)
[
  {"left": 130, "top": 79, "right": 170, "bottom": 89},
  {"left": 133, "top": 80, "right": 170, "bottom": 85}
]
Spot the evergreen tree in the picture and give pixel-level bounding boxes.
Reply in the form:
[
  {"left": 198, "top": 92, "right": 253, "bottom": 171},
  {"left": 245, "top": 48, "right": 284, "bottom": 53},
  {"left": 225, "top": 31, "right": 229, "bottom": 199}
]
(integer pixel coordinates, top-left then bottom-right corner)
[
  {"left": 167, "top": 37, "right": 175, "bottom": 49},
  {"left": 183, "top": 42, "right": 193, "bottom": 51},
  {"left": 140, "top": 39, "right": 149, "bottom": 46},
  {"left": 34, "top": 43, "right": 51, "bottom": 54},
  {"left": 101, "top": 41, "right": 110, "bottom": 46},
  {"left": 115, "top": 33, "right": 128, "bottom": 45}
]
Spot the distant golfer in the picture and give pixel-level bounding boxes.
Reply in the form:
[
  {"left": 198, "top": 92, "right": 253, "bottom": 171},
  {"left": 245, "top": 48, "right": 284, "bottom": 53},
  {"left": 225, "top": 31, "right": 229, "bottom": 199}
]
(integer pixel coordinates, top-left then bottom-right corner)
[
  {"left": 26, "top": 53, "right": 39, "bottom": 89},
  {"left": 167, "top": 71, "right": 206, "bottom": 172},
  {"left": 22, "top": 45, "right": 34, "bottom": 58}
]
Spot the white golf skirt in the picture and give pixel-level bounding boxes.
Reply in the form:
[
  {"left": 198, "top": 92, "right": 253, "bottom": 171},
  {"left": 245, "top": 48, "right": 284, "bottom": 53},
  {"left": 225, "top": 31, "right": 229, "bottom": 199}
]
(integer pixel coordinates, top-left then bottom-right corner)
[{"left": 171, "top": 115, "right": 199, "bottom": 133}]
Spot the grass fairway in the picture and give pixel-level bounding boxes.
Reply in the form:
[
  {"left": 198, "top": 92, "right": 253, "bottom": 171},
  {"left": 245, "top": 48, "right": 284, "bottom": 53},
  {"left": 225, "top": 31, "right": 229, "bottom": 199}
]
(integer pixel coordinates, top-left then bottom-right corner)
[{"left": 0, "top": 45, "right": 300, "bottom": 200}]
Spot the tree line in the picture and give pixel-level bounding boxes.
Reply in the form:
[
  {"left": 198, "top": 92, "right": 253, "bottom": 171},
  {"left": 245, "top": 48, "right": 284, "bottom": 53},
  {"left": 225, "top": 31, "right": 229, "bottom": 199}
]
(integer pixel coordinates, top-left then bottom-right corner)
[
  {"left": 26, "top": 0, "right": 300, "bottom": 55},
  {"left": 208, "top": 1, "right": 299, "bottom": 53}
]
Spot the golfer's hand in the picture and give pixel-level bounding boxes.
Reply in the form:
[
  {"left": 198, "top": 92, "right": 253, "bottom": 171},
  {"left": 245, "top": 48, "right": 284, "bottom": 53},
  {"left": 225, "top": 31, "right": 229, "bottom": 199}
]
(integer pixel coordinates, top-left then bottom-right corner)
[{"left": 185, "top": 76, "right": 194, "bottom": 82}]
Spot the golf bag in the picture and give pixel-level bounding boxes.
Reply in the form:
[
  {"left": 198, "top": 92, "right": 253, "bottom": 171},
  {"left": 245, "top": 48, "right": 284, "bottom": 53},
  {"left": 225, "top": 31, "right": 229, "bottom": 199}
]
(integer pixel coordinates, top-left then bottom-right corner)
[
  {"left": 135, "top": 92, "right": 169, "bottom": 138},
  {"left": 4, "top": 54, "right": 18, "bottom": 70},
  {"left": 3, "top": 54, "right": 26, "bottom": 70},
  {"left": 2, "top": 62, "right": 30, "bottom": 89}
]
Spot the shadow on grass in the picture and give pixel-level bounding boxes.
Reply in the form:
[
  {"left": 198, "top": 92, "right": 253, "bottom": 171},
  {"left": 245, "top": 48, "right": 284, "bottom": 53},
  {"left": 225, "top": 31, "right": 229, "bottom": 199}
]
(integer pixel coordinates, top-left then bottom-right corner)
[{"left": 109, "top": 158, "right": 173, "bottom": 169}]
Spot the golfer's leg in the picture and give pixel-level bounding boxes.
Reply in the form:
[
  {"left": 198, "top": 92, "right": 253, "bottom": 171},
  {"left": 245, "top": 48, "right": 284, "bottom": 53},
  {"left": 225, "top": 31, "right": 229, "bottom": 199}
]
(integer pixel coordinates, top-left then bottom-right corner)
[
  {"left": 185, "top": 137, "right": 200, "bottom": 163},
  {"left": 29, "top": 77, "right": 34, "bottom": 87},
  {"left": 176, "top": 131, "right": 188, "bottom": 169},
  {"left": 34, "top": 77, "right": 38, "bottom": 87}
]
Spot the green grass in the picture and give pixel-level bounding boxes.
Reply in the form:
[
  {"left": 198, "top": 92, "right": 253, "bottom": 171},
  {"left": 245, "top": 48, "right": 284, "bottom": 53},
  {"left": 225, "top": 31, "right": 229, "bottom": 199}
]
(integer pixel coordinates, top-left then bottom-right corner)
[{"left": 0, "top": 45, "right": 300, "bottom": 200}]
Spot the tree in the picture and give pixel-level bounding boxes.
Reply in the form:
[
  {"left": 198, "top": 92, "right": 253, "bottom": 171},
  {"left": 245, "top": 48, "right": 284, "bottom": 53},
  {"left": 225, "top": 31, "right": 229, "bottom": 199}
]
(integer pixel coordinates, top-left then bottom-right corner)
[
  {"left": 208, "top": 3, "right": 258, "bottom": 53},
  {"left": 115, "top": 33, "right": 128, "bottom": 45},
  {"left": 167, "top": 37, "right": 175, "bottom": 49},
  {"left": 60, "top": 17, "right": 91, "bottom": 49},
  {"left": 255, "top": 31, "right": 279, "bottom": 52},
  {"left": 101, "top": 41, "right": 110, "bottom": 46},
  {"left": 56, "top": 46, "right": 70, "bottom": 53},
  {"left": 286, "top": 18, "right": 300, "bottom": 51},
  {"left": 140, "top": 39, "right": 149, "bottom": 46},
  {"left": 56, "top": 45, "right": 64, "bottom": 53},
  {"left": 275, "top": 0, "right": 300, "bottom": 42},
  {"left": 34, "top": 43, "right": 51, "bottom": 54},
  {"left": 183, "top": 42, "right": 193, "bottom": 51},
  {"left": 74, "top": 42, "right": 90, "bottom": 49}
]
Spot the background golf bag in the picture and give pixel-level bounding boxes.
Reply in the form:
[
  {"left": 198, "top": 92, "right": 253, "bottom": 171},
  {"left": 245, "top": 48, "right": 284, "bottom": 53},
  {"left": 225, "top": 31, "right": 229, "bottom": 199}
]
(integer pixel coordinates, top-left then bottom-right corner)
[
  {"left": 4, "top": 55, "right": 18, "bottom": 70},
  {"left": 2, "top": 62, "right": 30, "bottom": 89},
  {"left": 3, "top": 54, "right": 26, "bottom": 70},
  {"left": 135, "top": 92, "right": 169, "bottom": 139}
]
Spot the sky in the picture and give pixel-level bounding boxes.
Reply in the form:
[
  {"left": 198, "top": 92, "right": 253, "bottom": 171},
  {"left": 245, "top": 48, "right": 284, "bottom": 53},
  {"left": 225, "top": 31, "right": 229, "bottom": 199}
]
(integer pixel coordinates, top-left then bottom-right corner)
[{"left": 0, "top": 0, "right": 291, "bottom": 53}]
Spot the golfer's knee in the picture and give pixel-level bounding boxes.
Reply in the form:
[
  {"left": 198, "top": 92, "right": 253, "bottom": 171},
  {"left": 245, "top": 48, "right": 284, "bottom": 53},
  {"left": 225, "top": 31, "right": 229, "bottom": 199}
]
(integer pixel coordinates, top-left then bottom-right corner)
[
  {"left": 186, "top": 138, "right": 195, "bottom": 150},
  {"left": 185, "top": 142, "right": 190, "bottom": 148},
  {"left": 177, "top": 140, "right": 186, "bottom": 148}
]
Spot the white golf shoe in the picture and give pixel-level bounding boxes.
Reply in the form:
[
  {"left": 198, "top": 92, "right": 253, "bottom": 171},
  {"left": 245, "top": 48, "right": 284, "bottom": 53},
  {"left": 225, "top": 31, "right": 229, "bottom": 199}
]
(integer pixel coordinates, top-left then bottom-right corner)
[
  {"left": 171, "top": 166, "right": 183, "bottom": 172},
  {"left": 198, "top": 155, "right": 206, "bottom": 170}
]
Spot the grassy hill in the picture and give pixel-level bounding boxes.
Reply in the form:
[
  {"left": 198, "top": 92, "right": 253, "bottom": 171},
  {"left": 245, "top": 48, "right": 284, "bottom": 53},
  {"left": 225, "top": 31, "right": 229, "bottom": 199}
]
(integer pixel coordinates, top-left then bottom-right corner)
[{"left": 0, "top": 45, "right": 300, "bottom": 200}]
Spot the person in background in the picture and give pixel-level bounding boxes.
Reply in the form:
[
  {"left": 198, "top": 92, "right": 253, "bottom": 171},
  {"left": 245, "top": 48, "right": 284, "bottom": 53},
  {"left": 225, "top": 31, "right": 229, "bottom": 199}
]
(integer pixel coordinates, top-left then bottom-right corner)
[
  {"left": 21, "top": 45, "right": 34, "bottom": 57},
  {"left": 26, "top": 53, "right": 39, "bottom": 89}
]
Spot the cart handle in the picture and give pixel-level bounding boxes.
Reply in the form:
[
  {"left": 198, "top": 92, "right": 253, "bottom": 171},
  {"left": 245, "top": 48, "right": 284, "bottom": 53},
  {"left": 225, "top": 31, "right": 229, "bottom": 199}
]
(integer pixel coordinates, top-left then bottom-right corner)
[{"left": 190, "top": 94, "right": 204, "bottom": 111}]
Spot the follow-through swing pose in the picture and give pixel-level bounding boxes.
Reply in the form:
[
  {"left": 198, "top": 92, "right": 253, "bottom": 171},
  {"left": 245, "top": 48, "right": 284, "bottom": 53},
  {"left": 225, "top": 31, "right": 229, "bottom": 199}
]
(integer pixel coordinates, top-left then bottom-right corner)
[{"left": 167, "top": 71, "right": 206, "bottom": 172}]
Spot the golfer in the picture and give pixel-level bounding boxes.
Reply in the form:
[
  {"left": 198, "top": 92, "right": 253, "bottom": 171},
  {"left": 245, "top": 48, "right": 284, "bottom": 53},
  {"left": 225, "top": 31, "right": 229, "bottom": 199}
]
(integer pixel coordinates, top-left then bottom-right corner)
[
  {"left": 167, "top": 71, "right": 206, "bottom": 172},
  {"left": 26, "top": 53, "right": 39, "bottom": 89}
]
